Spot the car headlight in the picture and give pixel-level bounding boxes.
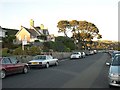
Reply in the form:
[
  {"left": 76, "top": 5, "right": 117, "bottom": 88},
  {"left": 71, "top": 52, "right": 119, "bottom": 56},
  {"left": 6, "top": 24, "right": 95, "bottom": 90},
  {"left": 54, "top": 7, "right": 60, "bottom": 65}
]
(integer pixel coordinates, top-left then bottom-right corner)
[{"left": 110, "top": 73, "right": 119, "bottom": 77}]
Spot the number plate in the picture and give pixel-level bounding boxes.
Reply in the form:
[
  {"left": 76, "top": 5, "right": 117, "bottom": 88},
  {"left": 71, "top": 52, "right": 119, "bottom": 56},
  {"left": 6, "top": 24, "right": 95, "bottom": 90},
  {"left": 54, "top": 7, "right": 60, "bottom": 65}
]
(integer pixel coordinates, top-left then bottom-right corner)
[{"left": 32, "top": 62, "right": 39, "bottom": 65}]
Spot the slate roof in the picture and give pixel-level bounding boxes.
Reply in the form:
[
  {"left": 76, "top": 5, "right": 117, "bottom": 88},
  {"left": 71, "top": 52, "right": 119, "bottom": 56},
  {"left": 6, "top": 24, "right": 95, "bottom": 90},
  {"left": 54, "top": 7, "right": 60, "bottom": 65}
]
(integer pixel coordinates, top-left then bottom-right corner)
[
  {"left": 1, "top": 27, "right": 19, "bottom": 35},
  {"left": 23, "top": 27, "right": 40, "bottom": 37},
  {"left": 34, "top": 26, "right": 41, "bottom": 30},
  {"left": 43, "top": 29, "right": 49, "bottom": 35},
  {"left": 23, "top": 27, "right": 49, "bottom": 37},
  {"left": 28, "top": 29, "right": 40, "bottom": 37}
]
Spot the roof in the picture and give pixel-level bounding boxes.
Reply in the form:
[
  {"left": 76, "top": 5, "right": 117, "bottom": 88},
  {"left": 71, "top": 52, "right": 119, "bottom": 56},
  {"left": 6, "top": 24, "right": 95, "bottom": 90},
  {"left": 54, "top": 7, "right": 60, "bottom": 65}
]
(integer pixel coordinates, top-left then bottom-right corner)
[
  {"left": 43, "top": 29, "right": 49, "bottom": 35},
  {"left": 1, "top": 27, "right": 19, "bottom": 35},
  {"left": 26, "top": 28, "right": 40, "bottom": 37},
  {"left": 34, "top": 26, "right": 41, "bottom": 30},
  {"left": 2, "top": 27, "right": 18, "bottom": 31},
  {"left": 16, "top": 26, "right": 49, "bottom": 37},
  {"left": 18, "top": 27, "right": 41, "bottom": 37}
]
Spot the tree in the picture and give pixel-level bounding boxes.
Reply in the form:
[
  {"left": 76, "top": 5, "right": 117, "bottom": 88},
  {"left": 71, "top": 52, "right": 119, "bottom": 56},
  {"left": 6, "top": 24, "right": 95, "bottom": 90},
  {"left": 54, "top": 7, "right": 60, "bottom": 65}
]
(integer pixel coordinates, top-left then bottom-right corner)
[
  {"left": 57, "top": 20, "right": 70, "bottom": 37},
  {"left": 2, "top": 35, "right": 17, "bottom": 49},
  {"left": 43, "top": 36, "right": 76, "bottom": 52},
  {"left": 57, "top": 20, "right": 102, "bottom": 50},
  {"left": 55, "top": 36, "right": 76, "bottom": 51}
]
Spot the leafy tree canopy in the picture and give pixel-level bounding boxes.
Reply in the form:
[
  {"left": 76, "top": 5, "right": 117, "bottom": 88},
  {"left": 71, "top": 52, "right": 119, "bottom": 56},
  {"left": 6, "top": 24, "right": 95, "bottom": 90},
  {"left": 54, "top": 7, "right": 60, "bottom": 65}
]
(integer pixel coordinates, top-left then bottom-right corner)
[{"left": 57, "top": 20, "right": 102, "bottom": 50}]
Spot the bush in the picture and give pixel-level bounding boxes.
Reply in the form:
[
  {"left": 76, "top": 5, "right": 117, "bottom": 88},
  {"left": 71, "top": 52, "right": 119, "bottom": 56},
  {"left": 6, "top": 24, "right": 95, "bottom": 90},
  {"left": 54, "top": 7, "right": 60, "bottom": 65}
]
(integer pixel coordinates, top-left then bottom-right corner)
[
  {"left": 2, "top": 48, "right": 10, "bottom": 56},
  {"left": 13, "top": 47, "right": 23, "bottom": 55},
  {"left": 27, "top": 46, "right": 41, "bottom": 55}
]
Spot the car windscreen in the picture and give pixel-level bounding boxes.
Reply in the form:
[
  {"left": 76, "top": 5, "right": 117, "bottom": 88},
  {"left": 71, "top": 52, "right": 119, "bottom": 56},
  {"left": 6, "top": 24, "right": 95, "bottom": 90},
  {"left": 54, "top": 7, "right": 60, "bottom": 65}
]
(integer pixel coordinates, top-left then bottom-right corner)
[
  {"left": 112, "top": 55, "right": 120, "bottom": 66},
  {"left": 112, "top": 52, "right": 120, "bottom": 58},
  {"left": 33, "top": 56, "right": 46, "bottom": 60}
]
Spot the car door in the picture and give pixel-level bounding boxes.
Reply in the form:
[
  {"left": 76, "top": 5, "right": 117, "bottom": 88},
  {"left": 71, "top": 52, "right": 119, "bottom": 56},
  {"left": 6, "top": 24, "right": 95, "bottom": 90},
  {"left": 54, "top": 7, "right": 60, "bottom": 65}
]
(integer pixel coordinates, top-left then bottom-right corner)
[
  {"left": 10, "top": 57, "right": 24, "bottom": 73},
  {"left": 46, "top": 56, "right": 53, "bottom": 65},
  {"left": 49, "top": 55, "right": 56, "bottom": 65},
  {"left": 2, "top": 57, "right": 16, "bottom": 74}
]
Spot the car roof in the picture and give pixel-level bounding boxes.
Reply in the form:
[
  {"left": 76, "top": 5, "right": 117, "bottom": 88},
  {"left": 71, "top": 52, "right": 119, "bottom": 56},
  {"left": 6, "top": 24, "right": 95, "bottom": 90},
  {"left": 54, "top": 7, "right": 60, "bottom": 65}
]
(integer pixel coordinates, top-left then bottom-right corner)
[
  {"left": 114, "top": 54, "right": 120, "bottom": 56},
  {"left": 73, "top": 52, "right": 80, "bottom": 53},
  {"left": 113, "top": 51, "right": 120, "bottom": 53}
]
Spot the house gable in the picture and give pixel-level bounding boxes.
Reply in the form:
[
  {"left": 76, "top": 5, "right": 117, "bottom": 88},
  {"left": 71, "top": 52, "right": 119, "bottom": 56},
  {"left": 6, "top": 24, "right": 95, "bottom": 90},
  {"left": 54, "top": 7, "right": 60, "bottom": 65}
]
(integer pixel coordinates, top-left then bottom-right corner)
[{"left": 16, "top": 27, "right": 30, "bottom": 42}]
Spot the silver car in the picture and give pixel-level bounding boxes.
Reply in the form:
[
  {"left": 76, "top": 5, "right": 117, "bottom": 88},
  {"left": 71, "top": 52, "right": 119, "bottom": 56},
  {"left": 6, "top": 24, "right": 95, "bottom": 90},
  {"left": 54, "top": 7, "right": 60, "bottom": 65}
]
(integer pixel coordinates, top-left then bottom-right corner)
[
  {"left": 107, "top": 54, "right": 120, "bottom": 87},
  {"left": 28, "top": 55, "right": 59, "bottom": 68},
  {"left": 70, "top": 52, "right": 82, "bottom": 59}
]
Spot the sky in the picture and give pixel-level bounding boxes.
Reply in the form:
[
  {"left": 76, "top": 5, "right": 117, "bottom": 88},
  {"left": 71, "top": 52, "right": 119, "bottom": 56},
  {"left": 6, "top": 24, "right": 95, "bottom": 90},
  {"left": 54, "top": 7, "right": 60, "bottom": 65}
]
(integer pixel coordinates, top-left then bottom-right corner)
[{"left": 0, "top": 0, "right": 119, "bottom": 41}]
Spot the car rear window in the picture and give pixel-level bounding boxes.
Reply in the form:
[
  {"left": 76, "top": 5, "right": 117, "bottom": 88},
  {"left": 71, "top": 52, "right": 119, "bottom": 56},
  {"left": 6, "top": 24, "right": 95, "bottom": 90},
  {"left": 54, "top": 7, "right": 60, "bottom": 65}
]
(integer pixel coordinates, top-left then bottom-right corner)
[{"left": 34, "top": 55, "right": 46, "bottom": 60}]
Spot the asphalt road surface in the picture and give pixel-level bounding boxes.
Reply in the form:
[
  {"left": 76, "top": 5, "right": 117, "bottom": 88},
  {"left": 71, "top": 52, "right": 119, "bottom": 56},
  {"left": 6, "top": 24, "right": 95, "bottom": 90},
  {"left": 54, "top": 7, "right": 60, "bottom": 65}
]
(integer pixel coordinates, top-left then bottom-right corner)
[{"left": 2, "top": 52, "right": 113, "bottom": 88}]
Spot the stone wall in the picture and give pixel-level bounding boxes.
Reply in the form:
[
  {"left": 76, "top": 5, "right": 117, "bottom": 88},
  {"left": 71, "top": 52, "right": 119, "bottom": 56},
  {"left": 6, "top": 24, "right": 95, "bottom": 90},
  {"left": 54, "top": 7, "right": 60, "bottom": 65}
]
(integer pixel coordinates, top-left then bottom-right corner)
[{"left": 14, "top": 52, "right": 72, "bottom": 63}]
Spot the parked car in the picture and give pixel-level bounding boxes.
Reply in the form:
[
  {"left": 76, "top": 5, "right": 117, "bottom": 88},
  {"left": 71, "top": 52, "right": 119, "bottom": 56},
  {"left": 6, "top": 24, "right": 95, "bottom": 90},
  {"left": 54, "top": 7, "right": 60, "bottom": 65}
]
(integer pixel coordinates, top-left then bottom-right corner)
[
  {"left": 28, "top": 55, "right": 59, "bottom": 68},
  {"left": 89, "top": 50, "right": 94, "bottom": 55},
  {"left": 0, "top": 57, "right": 29, "bottom": 79},
  {"left": 106, "top": 54, "right": 120, "bottom": 87},
  {"left": 93, "top": 50, "right": 97, "bottom": 54},
  {"left": 85, "top": 50, "right": 90, "bottom": 56},
  {"left": 70, "top": 52, "right": 82, "bottom": 59},
  {"left": 81, "top": 52, "right": 86, "bottom": 58},
  {"left": 111, "top": 51, "right": 120, "bottom": 59}
]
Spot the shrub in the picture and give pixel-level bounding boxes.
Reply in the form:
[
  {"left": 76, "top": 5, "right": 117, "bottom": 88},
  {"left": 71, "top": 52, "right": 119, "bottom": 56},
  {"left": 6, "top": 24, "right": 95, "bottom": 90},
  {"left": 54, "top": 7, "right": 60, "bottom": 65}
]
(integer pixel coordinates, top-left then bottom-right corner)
[
  {"left": 2, "top": 48, "right": 10, "bottom": 56},
  {"left": 13, "top": 47, "right": 23, "bottom": 55}
]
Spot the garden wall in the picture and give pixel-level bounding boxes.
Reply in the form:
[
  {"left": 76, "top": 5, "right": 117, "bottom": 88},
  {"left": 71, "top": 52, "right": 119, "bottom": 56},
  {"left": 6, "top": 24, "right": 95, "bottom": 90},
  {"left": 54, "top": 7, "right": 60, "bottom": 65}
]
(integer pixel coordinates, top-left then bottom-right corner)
[{"left": 14, "top": 52, "right": 72, "bottom": 63}]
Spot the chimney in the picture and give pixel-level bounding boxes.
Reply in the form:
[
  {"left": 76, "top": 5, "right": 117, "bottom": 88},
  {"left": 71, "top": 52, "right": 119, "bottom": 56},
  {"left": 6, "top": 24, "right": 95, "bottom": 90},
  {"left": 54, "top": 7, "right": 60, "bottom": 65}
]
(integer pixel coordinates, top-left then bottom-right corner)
[
  {"left": 20, "top": 25, "right": 23, "bottom": 30},
  {"left": 40, "top": 24, "right": 44, "bottom": 30},
  {"left": 30, "top": 19, "right": 34, "bottom": 29}
]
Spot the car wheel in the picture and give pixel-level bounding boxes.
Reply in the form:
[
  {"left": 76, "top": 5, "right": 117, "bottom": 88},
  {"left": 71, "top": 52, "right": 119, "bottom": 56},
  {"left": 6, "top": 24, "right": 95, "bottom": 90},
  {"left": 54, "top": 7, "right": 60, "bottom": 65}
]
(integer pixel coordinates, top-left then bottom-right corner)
[
  {"left": 46, "top": 63, "right": 49, "bottom": 68},
  {"left": 0, "top": 70, "right": 6, "bottom": 79},
  {"left": 79, "top": 56, "right": 81, "bottom": 59},
  {"left": 109, "top": 85, "right": 113, "bottom": 88},
  {"left": 55, "top": 61, "right": 58, "bottom": 66},
  {"left": 23, "top": 66, "right": 28, "bottom": 74}
]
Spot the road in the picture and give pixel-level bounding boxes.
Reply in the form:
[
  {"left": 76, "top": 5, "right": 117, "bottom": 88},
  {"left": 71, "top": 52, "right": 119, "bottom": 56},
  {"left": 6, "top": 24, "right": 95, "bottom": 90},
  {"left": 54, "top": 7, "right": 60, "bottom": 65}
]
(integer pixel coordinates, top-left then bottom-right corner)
[{"left": 2, "top": 52, "right": 112, "bottom": 88}]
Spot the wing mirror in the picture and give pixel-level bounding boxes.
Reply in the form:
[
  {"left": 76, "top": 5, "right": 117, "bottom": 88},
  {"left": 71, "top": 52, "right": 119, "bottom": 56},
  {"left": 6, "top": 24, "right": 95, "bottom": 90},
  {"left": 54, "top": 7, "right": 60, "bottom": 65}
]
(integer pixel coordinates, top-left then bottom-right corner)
[
  {"left": 53, "top": 57, "right": 55, "bottom": 59},
  {"left": 16, "top": 60, "right": 20, "bottom": 64}
]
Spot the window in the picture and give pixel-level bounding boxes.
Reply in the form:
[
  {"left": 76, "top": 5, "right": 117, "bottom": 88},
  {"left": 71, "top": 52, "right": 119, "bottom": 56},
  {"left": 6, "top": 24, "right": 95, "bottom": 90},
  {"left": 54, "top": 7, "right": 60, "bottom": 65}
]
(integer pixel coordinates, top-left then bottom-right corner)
[
  {"left": 24, "top": 35, "right": 27, "bottom": 40},
  {"left": 10, "top": 57, "right": 17, "bottom": 64},
  {"left": 33, "top": 55, "right": 46, "bottom": 60},
  {"left": 2, "top": 58, "right": 11, "bottom": 64},
  {"left": 47, "top": 55, "right": 53, "bottom": 59}
]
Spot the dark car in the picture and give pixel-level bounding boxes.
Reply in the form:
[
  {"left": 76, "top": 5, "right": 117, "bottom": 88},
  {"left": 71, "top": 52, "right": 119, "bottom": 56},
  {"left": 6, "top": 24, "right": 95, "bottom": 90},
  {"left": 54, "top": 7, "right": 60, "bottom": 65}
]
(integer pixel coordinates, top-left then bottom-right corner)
[{"left": 0, "top": 57, "right": 29, "bottom": 79}]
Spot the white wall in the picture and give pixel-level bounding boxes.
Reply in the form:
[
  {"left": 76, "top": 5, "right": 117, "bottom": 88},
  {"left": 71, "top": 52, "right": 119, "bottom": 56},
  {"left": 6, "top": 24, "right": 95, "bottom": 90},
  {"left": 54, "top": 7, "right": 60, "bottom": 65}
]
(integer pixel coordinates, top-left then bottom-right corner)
[{"left": 0, "top": 28, "right": 6, "bottom": 37}]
